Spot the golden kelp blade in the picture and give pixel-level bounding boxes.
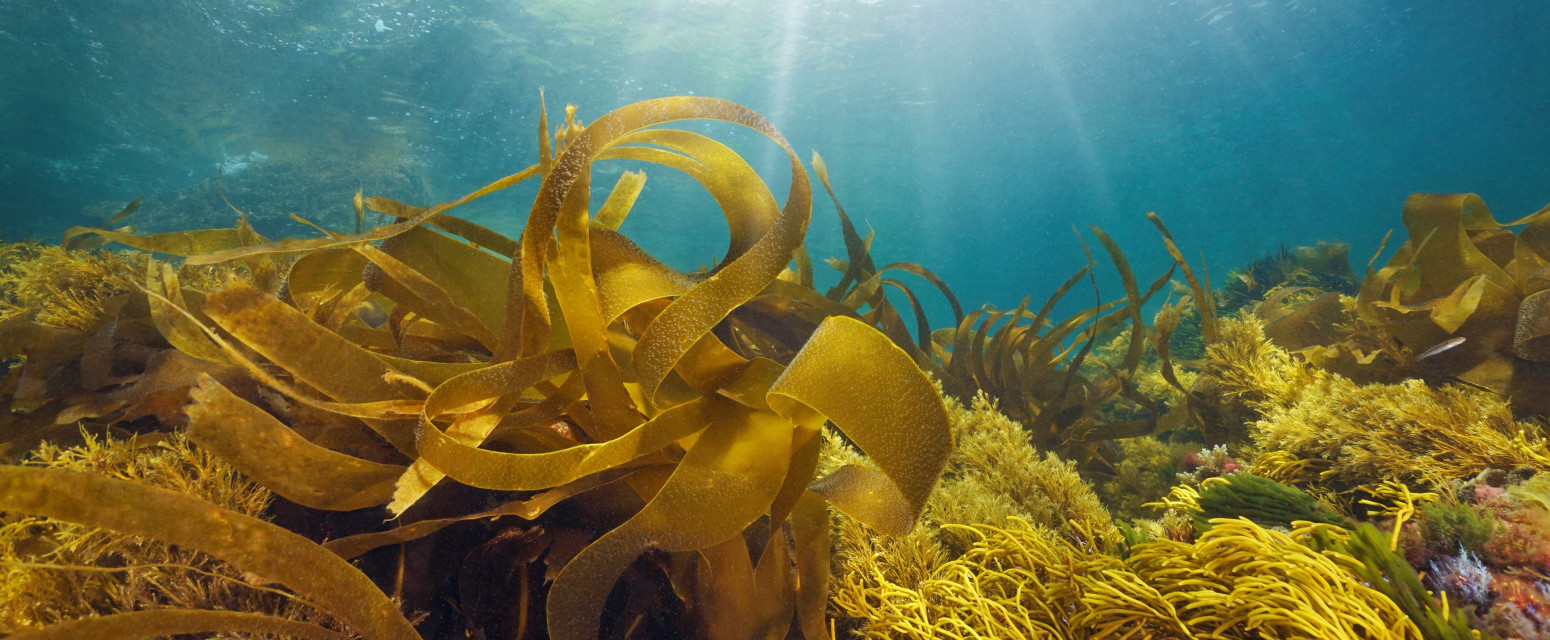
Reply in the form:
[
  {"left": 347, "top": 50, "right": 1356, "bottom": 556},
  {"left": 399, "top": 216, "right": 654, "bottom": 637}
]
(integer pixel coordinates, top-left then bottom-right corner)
[
  {"left": 184, "top": 164, "right": 541, "bottom": 265},
  {"left": 547, "top": 396, "right": 794, "bottom": 640},
  {"left": 61, "top": 227, "right": 252, "bottom": 257},
  {"left": 186, "top": 375, "right": 404, "bottom": 511},
  {"left": 770, "top": 315, "right": 953, "bottom": 536},
  {"left": 202, "top": 280, "right": 415, "bottom": 404},
  {"left": 144, "top": 260, "right": 232, "bottom": 366},
  {"left": 2, "top": 609, "right": 347, "bottom": 640},
  {"left": 329, "top": 467, "right": 638, "bottom": 560},
  {"left": 399, "top": 354, "right": 717, "bottom": 503},
  {"left": 507, "top": 97, "right": 811, "bottom": 383},
  {"left": 0, "top": 466, "right": 420, "bottom": 640},
  {"left": 594, "top": 170, "right": 647, "bottom": 231},
  {"left": 601, "top": 129, "right": 780, "bottom": 262}
]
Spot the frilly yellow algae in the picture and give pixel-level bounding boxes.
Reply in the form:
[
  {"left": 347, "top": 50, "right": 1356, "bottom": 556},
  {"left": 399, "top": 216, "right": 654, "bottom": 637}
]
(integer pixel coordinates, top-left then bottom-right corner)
[
  {"left": 0, "top": 243, "right": 241, "bottom": 332},
  {"left": 1203, "top": 315, "right": 1550, "bottom": 492},
  {"left": 827, "top": 391, "right": 1113, "bottom": 634},
  {"left": 833, "top": 515, "right": 1420, "bottom": 640},
  {"left": 0, "top": 432, "right": 349, "bottom": 637}
]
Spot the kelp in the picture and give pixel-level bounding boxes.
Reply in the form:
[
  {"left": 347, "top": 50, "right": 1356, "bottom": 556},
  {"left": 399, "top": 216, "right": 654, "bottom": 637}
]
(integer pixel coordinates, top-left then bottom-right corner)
[
  {"left": 807, "top": 170, "right": 1183, "bottom": 463},
  {"left": 827, "top": 392, "right": 1115, "bottom": 636},
  {"left": 0, "top": 95, "right": 955, "bottom": 640},
  {"left": 1347, "top": 193, "right": 1550, "bottom": 411}
]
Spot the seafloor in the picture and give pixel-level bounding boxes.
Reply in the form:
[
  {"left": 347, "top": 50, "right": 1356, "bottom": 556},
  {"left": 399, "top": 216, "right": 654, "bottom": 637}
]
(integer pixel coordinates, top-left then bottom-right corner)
[{"left": 2, "top": 97, "right": 1549, "bottom": 640}]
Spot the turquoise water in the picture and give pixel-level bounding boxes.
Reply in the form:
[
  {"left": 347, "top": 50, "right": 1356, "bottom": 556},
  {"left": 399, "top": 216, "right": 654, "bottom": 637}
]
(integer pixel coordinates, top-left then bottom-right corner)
[{"left": 2, "top": 1, "right": 1546, "bottom": 315}]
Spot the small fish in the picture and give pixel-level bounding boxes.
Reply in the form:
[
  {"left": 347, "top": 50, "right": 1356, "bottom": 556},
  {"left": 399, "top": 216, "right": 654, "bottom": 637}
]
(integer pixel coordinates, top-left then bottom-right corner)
[{"left": 1416, "top": 336, "right": 1466, "bottom": 361}]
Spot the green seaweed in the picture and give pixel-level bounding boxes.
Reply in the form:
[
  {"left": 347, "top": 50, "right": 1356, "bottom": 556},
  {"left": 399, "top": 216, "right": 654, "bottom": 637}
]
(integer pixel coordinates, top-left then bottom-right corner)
[{"left": 1193, "top": 473, "right": 1348, "bottom": 531}]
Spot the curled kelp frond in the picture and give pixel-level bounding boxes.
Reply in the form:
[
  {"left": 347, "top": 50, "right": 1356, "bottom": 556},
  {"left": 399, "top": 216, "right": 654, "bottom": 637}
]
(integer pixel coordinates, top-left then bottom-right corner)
[{"left": 1347, "top": 193, "right": 1550, "bottom": 412}]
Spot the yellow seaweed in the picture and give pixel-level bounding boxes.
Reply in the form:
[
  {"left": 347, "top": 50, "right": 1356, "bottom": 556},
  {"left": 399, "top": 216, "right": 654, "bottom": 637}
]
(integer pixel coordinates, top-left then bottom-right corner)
[
  {"left": 184, "top": 375, "right": 403, "bottom": 511},
  {"left": 0, "top": 465, "right": 417, "bottom": 640},
  {"left": 5, "top": 95, "right": 960, "bottom": 640}
]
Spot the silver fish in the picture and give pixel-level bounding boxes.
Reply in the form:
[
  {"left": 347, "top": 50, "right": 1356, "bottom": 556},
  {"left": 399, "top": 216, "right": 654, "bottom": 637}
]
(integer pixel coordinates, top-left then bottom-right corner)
[{"left": 1416, "top": 336, "right": 1466, "bottom": 361}]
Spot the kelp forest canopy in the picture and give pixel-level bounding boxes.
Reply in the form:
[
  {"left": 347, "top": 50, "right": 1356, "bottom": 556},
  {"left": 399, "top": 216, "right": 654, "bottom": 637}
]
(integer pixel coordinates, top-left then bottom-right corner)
[{"left": 4, "top": 92, "right": 1550, "bottom": 640}]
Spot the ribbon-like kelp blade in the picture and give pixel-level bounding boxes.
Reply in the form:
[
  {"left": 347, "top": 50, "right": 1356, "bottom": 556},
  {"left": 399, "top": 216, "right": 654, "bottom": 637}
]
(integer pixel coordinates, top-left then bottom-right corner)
[
  {"left": 0, "top": 466, "right": 420, "bottom": 640},
  {"left": 367, "top": 196, "right": 519, "bottom": 259},
  {"left": 396, "top": 351, "right": 720, "bottom": 515},
  {"left": 186, "top": 375, "right": 404, "bottom": 511},
  {"left": 595, "top": 170, "right": 648, "bottom": 231},
  {"left": 792, "top": 490, "right": 831, "bottom": 640},
  {"left": 811, "top": 152, "right": 876, "bottom": 301},
  {"left": 1153, "top": 299, "right": 1188, "bottom": 393},
  {"left": 605, "top": 129, "right": 780, "bottom": 264},
  {"left": 184, "top": 164, "right": 540, "bottom": 266},
  {"left": 547, "top": 168, "right": 642, "bottom": 439},
  {"left": 769, "top": 316, "right": 952, "bottom": 535},
  {"left": 282, "top": 248, "right": 369, "bottom": 304},
  {"left": 389, "top": 349, "right": 571, "bottom": 513},
  {"left": 145, "top": 261, "right": 231, "bottom": 366},
  {"left": 611, "top": 103, "right": 811, "bottom": 407},
  {"left": 591, "top": 229, "right": 698, "bottom": 323},
  {"left": 503, "top": 99, "right": 806, "bottom": 373},
  {"left": 201, "top": 280, "right": 421, "bottom": 452},
  {"left": 1091, "top": 226, "right": 1148, "bottom": 375},
  {"left": 1147, "top": 212, "right": 1218, "bottom": 342},
  {"left": 547, "top": 396, "right": 793, "bottom": 640},
  {"left": 329, "top": 466, "right": 639, "bottom": 560},
  {"left": 203, "top": 280, "right": 412, "bottom": 404},
  {"left": 883, "top": 278, "right": 934, "bottom": 352},
  {"left": 695, "top": 530, "right": 796, "bottom": 639},
  {"left": 376, "top": 224, "right": 511, "bottom": 334},
  {"left": 879, "top": 261, "right": 965, "bottom": 327},
  {"left": 2, "top": 609, "right": 348, "bottom": 640},
  {"left": 358, "top": 242, "right": 499, "bottom": 350},
  {"left": 62, "top": 227, "right": 249, "bottom": 257}
]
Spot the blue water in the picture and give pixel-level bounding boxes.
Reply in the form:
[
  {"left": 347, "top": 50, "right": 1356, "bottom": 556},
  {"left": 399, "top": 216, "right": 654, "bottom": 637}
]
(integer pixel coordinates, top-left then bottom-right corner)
[{"left": 2, "top": 1, "right": 1546, "bottom": 318}]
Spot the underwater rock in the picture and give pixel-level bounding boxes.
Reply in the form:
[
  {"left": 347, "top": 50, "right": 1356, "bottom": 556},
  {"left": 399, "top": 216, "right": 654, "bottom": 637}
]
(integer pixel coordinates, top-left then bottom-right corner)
[{"left": 130, "top": 157, "right": 432, "bottom": 239}]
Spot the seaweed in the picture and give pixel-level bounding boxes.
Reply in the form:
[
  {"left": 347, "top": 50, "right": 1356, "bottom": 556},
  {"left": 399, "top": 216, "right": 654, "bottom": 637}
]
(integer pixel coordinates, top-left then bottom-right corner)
[
  {"left": 1348, "top": 194, "right": 1550, "bottom": 412},
  {"left": 1198, "top": 315, "right": 1550, "bottom": 493},
  {"left": 1306, "top": 522, "right": 1480, "bottom": 640},
  {"left": 834, "top": 515, "right": 1424, "bottom": 640},
  {"left": 1192, "top": 472, "right": 1347, "bottom": 531},
  {"left": 1218, "top": 242, "right": 1360, "bottom": 316},
  {"left": 1, "top": 95, "right": 956, "bottom": 640},
  {"left": 825, "top": 391, "right": 1123, "bottom": 637}
]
